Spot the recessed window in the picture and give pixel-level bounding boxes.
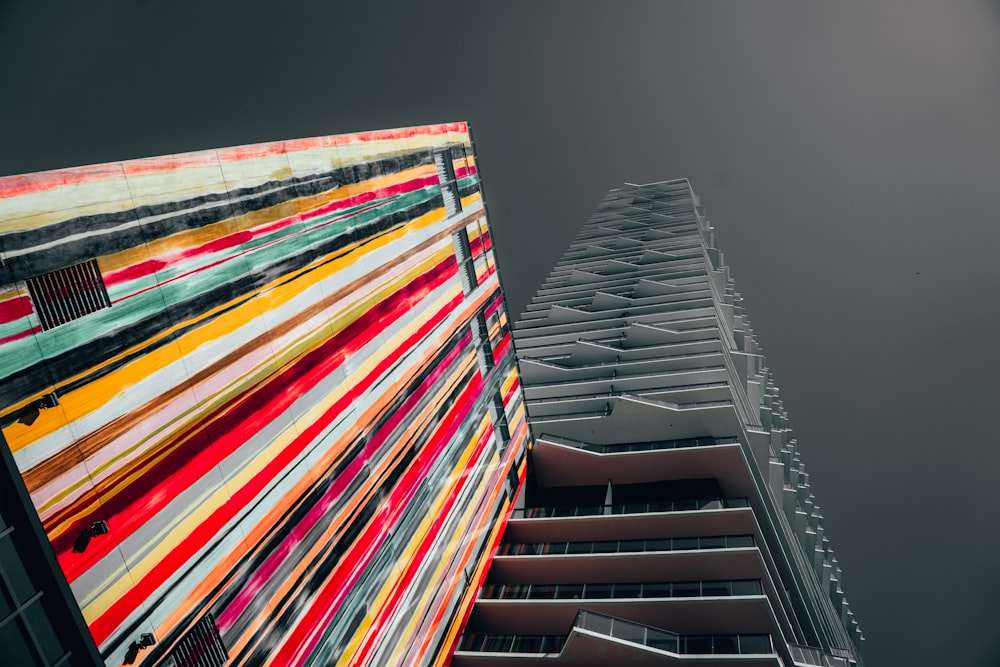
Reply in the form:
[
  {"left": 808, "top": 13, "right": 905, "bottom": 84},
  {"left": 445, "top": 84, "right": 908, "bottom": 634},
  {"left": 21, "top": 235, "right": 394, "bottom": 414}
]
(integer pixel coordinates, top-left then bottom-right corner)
[
  {"left": 451, "top": 229, "right": 477, "bottom": 294},
  {"left": 26, "top": 259, "right": 110, "bottom": 331},
  {"left": 435, "top": 149, "right": 462, "bottom": 216}
]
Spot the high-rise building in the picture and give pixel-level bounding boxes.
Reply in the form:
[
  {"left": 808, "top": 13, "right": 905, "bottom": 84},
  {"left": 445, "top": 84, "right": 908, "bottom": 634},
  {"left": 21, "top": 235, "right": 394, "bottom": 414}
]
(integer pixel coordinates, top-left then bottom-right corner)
[
  {"left": 454, "top": 181, "right": 864, "bottom": 666},
  {"left": 0, "top": 124, "right": 530, "bottom": 667}
]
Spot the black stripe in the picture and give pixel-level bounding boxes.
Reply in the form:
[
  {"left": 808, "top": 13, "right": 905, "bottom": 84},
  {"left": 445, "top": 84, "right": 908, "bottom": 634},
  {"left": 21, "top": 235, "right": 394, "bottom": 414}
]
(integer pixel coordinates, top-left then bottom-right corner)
[{"left": 1, "top": 152, "right": 436, "bottom": 282}]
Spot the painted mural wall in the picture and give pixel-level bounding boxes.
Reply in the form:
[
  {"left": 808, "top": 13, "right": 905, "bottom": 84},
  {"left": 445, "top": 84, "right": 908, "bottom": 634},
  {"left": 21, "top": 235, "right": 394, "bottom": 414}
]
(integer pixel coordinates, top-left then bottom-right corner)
[{"left": 0, "top": 123, "right": 530, "bottom": 666}]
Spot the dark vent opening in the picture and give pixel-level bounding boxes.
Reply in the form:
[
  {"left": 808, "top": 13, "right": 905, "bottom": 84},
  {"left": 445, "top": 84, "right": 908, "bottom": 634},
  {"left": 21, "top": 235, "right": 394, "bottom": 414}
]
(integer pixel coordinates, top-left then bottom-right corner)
[
  {"left": 26, "top": 259, "right": 110, "bottom": 330},
  {"left": 168, "top": 612, "right": 229, "bottom": 667}
]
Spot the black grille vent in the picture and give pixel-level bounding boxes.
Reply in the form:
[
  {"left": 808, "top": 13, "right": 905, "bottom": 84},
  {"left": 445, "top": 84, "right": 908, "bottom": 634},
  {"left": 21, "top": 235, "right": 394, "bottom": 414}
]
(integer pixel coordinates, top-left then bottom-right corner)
[
  {"left": 26, "top": 258, "right": 110, "bottom": 330},
  {"left": 168, "top": 612, "right": 229, "bottom": 667}
]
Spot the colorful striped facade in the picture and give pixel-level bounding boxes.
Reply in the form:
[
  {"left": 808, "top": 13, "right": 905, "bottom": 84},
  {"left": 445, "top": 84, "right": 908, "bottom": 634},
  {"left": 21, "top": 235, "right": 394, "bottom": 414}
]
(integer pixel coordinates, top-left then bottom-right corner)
[{"left": 0, "top": 124, "right": 530, "bottom": 666}]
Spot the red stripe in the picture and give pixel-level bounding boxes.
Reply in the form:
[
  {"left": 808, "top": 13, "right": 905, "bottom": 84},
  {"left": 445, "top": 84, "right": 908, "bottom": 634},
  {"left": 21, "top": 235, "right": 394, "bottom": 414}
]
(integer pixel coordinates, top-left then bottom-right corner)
[
  {"left": 50, "top": 255, "right": 458, "bottom": 578},
  {"left": 270, "top": 373, "right": 485, "bottom": 666},
  {"left": 87, "top": 288, "right": 466, "bottom": 646}
]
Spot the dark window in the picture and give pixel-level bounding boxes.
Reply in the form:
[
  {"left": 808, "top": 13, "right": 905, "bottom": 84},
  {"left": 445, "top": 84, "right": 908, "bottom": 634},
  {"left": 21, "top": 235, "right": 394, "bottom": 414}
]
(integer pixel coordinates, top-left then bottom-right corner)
[
  {"left": 168, "top": 612, "right": 228, "bottom": 667},
  {"left": 451, "top": 229, "right": 477, "bottom": 294},
  {"left": 435, "top": 149, "right": 462, "bottom": 216},
  {"left": 26, "top": 259, "right": 111, "bottom": 331}
]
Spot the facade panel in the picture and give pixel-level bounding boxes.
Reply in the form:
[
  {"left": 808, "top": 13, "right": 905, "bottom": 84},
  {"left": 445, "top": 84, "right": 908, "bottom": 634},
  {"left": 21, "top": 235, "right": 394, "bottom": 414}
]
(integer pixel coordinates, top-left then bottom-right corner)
[{"left": 0, "top": 124, "right": 529, "bottom": 666}]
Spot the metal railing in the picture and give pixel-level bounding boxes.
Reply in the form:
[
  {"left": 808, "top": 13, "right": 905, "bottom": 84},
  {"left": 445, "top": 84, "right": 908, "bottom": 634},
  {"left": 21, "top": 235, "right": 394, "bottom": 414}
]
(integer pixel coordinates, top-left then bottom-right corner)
[
  {"left": 511, "top": 496, "right": 749, "bottom": 519},
  {"left": 497, "top": 533, "right": 755, "bottom": 556},
  {"left": 479, "top": 578, "right": 763, "bottom": 601},
  {"left": 457, "top": 610, "right": 774, "bottom": 656},
  {"left": 537, "top": 433, "right": 738, "bottom": 455},
  {"left": 788, "top": 643, "right": 852, "bottom": 666}
]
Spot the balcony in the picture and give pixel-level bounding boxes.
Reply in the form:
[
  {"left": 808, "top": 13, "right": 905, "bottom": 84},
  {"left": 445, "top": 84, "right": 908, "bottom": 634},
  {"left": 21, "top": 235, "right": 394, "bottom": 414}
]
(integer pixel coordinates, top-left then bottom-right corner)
[
  {"left": 511, "top": 497, "right": 749, "bottom": 520},
  {"left": 454, "top": 610, "right": 781, "bottom": 666}
]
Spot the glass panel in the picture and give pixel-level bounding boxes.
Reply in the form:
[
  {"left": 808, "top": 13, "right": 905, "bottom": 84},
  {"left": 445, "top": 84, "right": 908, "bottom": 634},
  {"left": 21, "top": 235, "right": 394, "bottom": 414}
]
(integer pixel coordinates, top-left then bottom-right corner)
[
  {"left": 699, "top": 536, "right": 726, "bottom": 549},
  {"left": 614, "top": 620, "right": 645, "bottom": 644},
  {"left": 642, "top": 582, "right": 672, "bottom": 598},
  {"left": 582, "top": 612, "right": 612, "bottom": 635},
  {"left": 739, "top": 635, "right": 772, "bottom": 654},
  {"left": 527, "top": 585, "right": 556, "bottom": 600},
  {"left": 0, "top": 615, "right": 39, "bottom": 667},
  {"left": 483, "top": 635, "right": 512, "bottom": 652},
  {"left": 586, "top": 584, "right": 613, "bottom": 599},
  {"left": 591, "top": 540, "right": 617, "bottom": 553},
  {"left": 712, "top": 635, "right": 739, "bottom": 654},
  {"left": 511, "top": 635, "right": 543, "bottom": 653},
  {"left": 614, "top": 583, "right": 642, "bottom": 598},
  {"left": 683, "top": 635, "right": 712, "bottom": 654},
  {"left": 566, "top": 542, "right": 592, "bottom": 554},
  {"left": 673, "top": 537, "right": 698, "bottom": 550},
  {"left": 731, "top": 580, "right": 763, "bottom": 596},
  {"left": 25, "top": 599, "right": 67, "bottom": 665},
  {"left": 619, "top": 539, "right": 645, "bottom": 552},
  {"left": 645, "top": 539, "right": 671, "bottom": 552},
  {"left": 647, "top": 629, "right": 679, "bottom": 653},
  {"left": 728, "top": 535, "right": 755, "bottom": 548},
  {"left": 0, "top": 536, "right": 35, "bottom": 604},
  {"left": 701, "top": 581, "right": 731, "bottom": 596},
  {"left": 555, "top": 584, "right": 584, "bottom": 600},
  {"left": 672, "top": 581, "right": 700, "bottom": 597}
]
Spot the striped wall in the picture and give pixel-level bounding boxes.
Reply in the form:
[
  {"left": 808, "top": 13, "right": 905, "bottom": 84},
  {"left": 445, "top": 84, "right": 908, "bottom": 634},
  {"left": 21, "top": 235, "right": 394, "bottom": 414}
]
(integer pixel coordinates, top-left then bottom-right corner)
[{"left": 0, "top": 123, "right": 530, "bottom": 666}]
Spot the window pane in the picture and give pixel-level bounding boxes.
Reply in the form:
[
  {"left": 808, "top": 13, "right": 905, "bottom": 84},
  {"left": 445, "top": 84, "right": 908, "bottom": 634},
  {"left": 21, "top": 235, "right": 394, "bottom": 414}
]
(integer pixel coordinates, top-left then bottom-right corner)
[
  {"left": 0, "top": 616, "right": 40, "bottom": 667},
  {"left": 739, "top": 635, "right": 772, "bottom": 654},
  {"left": 0, "top": 536, "right": 35, "bottom": 603},
  {"left": 701, "top": 581, "right": 731, "bottom": 596},
  {"left": 699, "top": 536, "right": 726, "bottom": 549},
  {"left": 728, "top": 535, "right": 754, "bottom": 548},
  {"left": 672, "top": 582, "right": 700, "bottom": 597},
  {"left": 25, "top": 599, "right": 67, "bottom": 665},
  {"left": 712, "top": 635, "right": 738, "bottom": 654},
  {"left": 731, "top": 580, "right": 763, "bottom": 596}
]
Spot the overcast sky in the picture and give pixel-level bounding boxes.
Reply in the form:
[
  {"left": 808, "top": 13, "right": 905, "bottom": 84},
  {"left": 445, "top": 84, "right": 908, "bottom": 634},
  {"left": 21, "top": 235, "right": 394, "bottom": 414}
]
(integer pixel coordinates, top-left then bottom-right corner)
[{"left": 2, "top": 2, "right": 999, "bottom": 665}]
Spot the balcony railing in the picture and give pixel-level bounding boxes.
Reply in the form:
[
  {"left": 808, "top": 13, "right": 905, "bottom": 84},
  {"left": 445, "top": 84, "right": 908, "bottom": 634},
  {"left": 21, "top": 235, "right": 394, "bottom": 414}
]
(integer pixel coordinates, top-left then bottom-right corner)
[
  {"left": 458, "top": 610, "right": 773, "bottom": 656},
  {"left": 537, "top": 433, "right": 739, "bottom": 455},
  {"left": 788, "top": 643, "right": 852, "bottom": 666},
  {"left": 510, "top": 496, "right": 749, "bottom": 519},
  {"left": 497, "top": 533, "right": 755, "bottom": 556},
  {"left": 479, "top": 578, "right": 763, "bottom": 601}
]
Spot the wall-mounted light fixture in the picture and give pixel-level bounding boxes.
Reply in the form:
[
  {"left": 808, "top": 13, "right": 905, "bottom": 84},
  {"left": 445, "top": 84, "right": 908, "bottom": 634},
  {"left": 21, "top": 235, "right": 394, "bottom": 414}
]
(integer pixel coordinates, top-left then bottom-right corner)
[
  {"left": 123, "top": 633, "right": 156, "bottom": 665},
  {"left": 72, "top": 520, "right": 110, "bottom": 553},
  {"left": 11, "top": 392, "right": 59, "bottom": 427}
]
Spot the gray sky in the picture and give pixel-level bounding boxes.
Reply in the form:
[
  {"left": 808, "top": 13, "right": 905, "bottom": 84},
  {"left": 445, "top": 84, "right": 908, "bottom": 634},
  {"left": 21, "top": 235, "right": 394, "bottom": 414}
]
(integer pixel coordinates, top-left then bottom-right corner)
[{"left": 2, "top": 2, "right": 999, "bottom": 665}]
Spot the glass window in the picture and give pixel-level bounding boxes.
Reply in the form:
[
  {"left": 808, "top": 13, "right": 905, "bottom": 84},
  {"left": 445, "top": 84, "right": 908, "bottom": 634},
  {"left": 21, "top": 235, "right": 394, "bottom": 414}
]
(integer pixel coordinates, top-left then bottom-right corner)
[
  {"left": 712, "top": 635, "right": 739, "bottom": 654},
  {"left": 566, "top": 542, "right": 592, "bottom": 554},
  {"left": 614, "top": 583, "right": 642, "bottom": 598},
  {"left": 701, "top": 581, "right": 731, "bottom": 597},
  {"left": 586, "top": 584, "right": 613, "bottom": 599},
  {"left": 554, "top": 584, "right": 584, "bottom": 600},
  {"left": 0, "top": 615, "right": 40, "bottom": 667},
  {"left": 645, "top": 539, "right": 671, "bottom": 552},
  {"left": 699, "top": 536, "right": 726, "bottom": 549},
  {"left": 731, "top": 580, "right": 763, "bottom": 596},
  {"left": 738, "top": 635, "right": 772, "bottom": 654},
  {"left": 647, "top": 630, "right": 679, "bottom": 653},
  {"left": 727, "top": 535, "right": 755, "bottom": 548},
  {"left": 673, "top": 537, "right": 698, "bottom": 550},
  {"left": 25, "top": 599, "right": 66, "bottom": 665},
  {"left": 0, "top": 536, "right": 36, "bottom": 604},
  {"left": 672, "top": 581, "right": 700, "bottom": 597},
  {"left": 642, "top": 582, "right": 672, "bottom": 598},
  {"left": 591, "top": 541, "right": 617, "bottom": 553},
  {"left": 619, "top": 539, "right": 645, "bottom": 552},
  {"left": 683, "top": 636, "right": 712, "bottom": 654}
]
